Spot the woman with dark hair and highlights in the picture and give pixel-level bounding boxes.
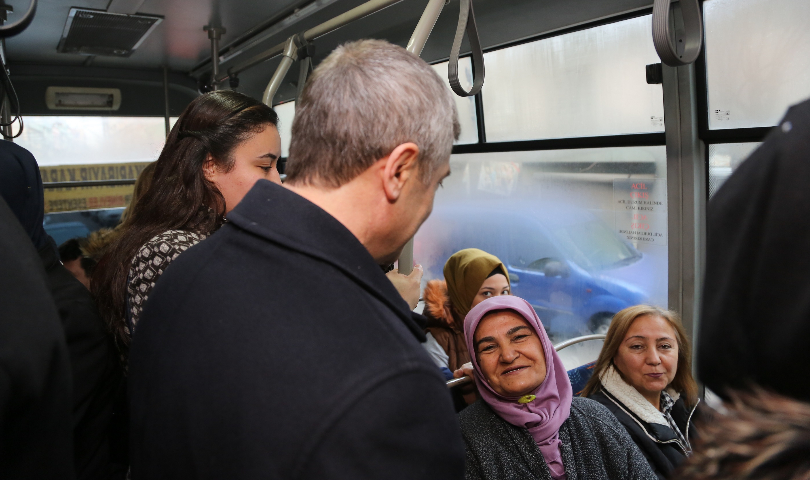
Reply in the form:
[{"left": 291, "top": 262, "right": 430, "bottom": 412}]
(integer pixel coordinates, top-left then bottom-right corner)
[{"left": 93, "top": 90, "right": 280, "bottom": 360}]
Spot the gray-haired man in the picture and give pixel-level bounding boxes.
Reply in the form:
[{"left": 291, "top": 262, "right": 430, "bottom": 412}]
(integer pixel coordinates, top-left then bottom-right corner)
[{"left": 129, "top": 39, "right": 465, "bottom": 479}]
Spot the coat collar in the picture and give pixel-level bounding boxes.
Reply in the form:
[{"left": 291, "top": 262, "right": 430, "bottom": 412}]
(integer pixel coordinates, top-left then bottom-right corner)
[
  {"left": 226, "top": 180, "right": 425, "bottom": 342},
  {"left": 600, "top": 364, "right": 675, "bottom": 427}
]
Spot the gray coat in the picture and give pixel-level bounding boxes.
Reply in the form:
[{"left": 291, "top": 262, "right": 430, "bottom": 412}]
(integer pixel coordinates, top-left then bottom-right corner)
[{"left": 459, "top": 397, "right": 658, "bottom": 480}]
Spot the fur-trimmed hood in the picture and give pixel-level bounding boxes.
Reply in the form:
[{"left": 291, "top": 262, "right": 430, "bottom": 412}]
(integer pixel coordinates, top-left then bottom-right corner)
[{"left": 423, "top": 279, "right": 460, "bottom": 331}]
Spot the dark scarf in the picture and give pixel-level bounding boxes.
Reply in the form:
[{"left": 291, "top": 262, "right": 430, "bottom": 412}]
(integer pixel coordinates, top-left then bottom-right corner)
[{"left": 0, "top": 140, "right": 51, "bottom": 252}]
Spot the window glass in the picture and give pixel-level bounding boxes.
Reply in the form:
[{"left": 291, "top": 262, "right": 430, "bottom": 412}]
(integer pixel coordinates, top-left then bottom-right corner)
[
  {"left": 482, "top": 15, "right": 664, "bottom": 142},
  {"left": 274, "top": 101, "right": 295, "bottom": 158},
  {"left": 431, "top": 57, "right": 479, "bottom": 145},
  {"left": 704, "top": 0, "right": 810, "bottom": 129},
  {"left": 414, "top": 147, "right": 668, "bottom": 360},
  {"left": 16, "top": 116, "right": 174, "bottom": 214},
  {"left": 44, "top": 208, "right": 125, "bottom": 246},
  {"left": 708, "top": 142, "right": 762, "bottom": 197},
  {"left": 17, "top": 116, "right": 176, "bottom": 166}
]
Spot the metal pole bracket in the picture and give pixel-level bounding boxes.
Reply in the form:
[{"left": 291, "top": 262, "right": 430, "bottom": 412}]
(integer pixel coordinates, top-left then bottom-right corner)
[{"left": 652, "top": 0, "right": 703, "bottom": 66}]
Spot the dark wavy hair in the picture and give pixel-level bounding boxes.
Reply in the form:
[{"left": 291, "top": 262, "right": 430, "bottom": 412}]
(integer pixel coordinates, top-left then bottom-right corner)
[{"left": 92, "top": 90, "right": 278, "bottom": 357}]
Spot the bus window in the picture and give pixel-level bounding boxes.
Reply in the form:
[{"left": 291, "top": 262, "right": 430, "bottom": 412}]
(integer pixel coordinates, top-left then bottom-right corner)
[{"left": 704, "top": 0, "right": 810, "bottom": 129}]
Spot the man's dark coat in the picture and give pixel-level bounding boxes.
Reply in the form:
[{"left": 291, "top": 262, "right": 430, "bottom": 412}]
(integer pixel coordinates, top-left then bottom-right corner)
[{"left": 129, "top": 180, "right": 465, "bottom": 479}]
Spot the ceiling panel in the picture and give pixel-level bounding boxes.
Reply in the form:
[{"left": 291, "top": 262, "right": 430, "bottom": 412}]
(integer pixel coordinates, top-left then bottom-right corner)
[{"left": 4, "top": 0, "right": 655, "bottom": 112}]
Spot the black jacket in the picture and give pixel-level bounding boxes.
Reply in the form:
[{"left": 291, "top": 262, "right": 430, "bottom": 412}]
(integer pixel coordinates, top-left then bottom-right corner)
[
  {"left": 0, "top": 198, "right": 74, "bottom": 479},
  {"left": 128, "top": 180, "right": 466, "bottom": 479},
  {"left": 701, "top": 99, "right": 810, "bottom": 401},
  {"left": 459, "top": 397, "right": 657, "bottom": 480},
  {"left": 589, "top": 390, "right": 697, "bottom": 479},
  {"left": 38, "top": 240, "right": 124, "bottom": 480}
]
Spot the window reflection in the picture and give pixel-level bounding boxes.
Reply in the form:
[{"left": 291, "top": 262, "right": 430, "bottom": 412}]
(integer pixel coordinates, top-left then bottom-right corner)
[{"left": 414, "top": 147, "right": 667, "bottom": 348}]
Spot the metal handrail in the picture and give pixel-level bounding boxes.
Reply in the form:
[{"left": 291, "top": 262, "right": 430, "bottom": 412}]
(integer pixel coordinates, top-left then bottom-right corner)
[
  {"left": 261, "top": 36, "right": 300, "bottom": 106},
  {"left": 217, "top": 0, "right": 405, "bottom": 86},
  {"left": 552, "top": 334, "right": 606, "bottom": 351},
  {"left": 446, "top": 333, "right": 606, "bottom": 389},
  {"left": 43, "top": 179, "right": 136, "bottom": 189},
  {"left": 652, "top": 0, "right": 703, "bottom": 66}
]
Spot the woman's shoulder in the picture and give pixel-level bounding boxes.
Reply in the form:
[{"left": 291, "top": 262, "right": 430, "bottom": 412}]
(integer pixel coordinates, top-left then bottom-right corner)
[
  {"left": 458, "top": 398, "right": 494, "bottom": 425},
  {"left": 568, "top": 396, "right": 633, "bottom": 435},
  {"left": 571, "top": 396, "right": 618, "bottom": 421},
  {"left": 133, "top": 230, "right": 207, "bottom": 261}
]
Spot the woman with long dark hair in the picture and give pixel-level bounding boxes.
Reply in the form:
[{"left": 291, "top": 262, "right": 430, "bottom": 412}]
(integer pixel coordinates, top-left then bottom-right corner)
[{"left": 93, "top": 90, "right": 280, "bottom": 359}]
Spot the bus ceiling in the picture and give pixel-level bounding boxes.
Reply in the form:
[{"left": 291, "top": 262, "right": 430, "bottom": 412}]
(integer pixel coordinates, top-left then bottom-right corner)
[{"left": 4, "top": 0, "right": 667, "bottom": 116}]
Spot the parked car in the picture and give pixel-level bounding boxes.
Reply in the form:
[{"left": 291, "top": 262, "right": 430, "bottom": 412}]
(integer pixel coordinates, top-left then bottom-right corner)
[
  {"left": 43, "top": 207, "right": 124, "bottom": 246},
  {"left": 415, "top": 201, "right": 651, "bottom": 339}
]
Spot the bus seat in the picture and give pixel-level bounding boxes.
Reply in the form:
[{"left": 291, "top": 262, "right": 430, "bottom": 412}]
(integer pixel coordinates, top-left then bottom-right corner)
[{"left": 567, "top": 361, "right": 596, "bottom": 397}]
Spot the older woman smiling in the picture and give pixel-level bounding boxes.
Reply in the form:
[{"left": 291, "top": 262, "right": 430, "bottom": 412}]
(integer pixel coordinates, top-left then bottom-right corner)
[
  {"left": 582, "top": 305, "right": 699, "bottom": 480},
  {"left": 458, "top": 296, "right": 656, "bottom": 480}
]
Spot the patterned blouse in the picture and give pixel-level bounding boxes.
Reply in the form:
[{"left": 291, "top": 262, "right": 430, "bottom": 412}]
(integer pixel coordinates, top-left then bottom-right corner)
[{"left": 126, "top": 230, "right": 208, "bottom": 334}]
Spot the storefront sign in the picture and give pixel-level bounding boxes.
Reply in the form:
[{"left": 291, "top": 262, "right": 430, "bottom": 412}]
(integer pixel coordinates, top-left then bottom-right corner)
[{"left": 39, "top": 162, "right": 151, "bottom": 213}]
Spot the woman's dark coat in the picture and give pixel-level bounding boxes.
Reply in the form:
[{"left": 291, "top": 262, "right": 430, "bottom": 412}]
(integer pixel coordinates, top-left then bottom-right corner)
[
  {"left": 459, "top": 396, "right": 657, "bottom": 480},
  {"left": 0, "top": 198, "right": 74, "bottom": 479},
  {"left": 589, "top": 390, "right": 697, "bottom": 480}
]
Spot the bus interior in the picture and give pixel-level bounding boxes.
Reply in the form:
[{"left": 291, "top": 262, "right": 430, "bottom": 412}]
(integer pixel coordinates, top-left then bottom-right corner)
[{"left": 2, "top": 0, "right": 809, "bottom": 372}]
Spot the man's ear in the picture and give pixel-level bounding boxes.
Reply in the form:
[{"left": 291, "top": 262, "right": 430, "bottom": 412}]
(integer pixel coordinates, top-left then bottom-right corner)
[
  {"left": 381, "top": 142, "right": 420, "bottom": 202},
  {"left": 202, "top": 154, "right": 218, "bottom": 182}
]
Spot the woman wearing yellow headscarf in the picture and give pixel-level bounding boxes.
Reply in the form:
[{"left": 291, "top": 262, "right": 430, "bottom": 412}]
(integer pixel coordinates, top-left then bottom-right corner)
[{"left": 423, "top": 248, "right": 511, "bottom": 372}]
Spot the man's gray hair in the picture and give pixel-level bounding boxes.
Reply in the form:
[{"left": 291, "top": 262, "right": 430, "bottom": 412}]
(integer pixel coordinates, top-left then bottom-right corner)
[{"left": 285, "top": 39, "right": 460, "bottom": 188}]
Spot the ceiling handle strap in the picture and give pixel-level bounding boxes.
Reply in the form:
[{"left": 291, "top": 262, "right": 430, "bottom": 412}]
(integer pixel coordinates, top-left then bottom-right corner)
[
  {"left": 0, "top": 0, "right": 36, "bottom": 38},
  {"left": 652, "top": 0, "right": 703, "bottom": 66},
  {"left": 448, "top": 0, "right": 484, "bottom": 97}
]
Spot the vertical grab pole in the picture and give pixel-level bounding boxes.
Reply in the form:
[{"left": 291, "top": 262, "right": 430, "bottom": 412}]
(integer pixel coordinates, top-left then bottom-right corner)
[
  {"left": 163, "top": 65, "right": 170, "bottom": 137},
  {"left": 262, "top": 36, "right": 299, "bottom": 106},
  {"left": 204, "top": 26, "right": 226, "bottom": 91},
  {"left": 0, "top": 4, "right": 11, "bottom": 140},
  {"left": 0, "top": 37, "right": 10, "bottom": 140},
  {"left": 397, "top": 0, "right": 447, "bottom": 275}
]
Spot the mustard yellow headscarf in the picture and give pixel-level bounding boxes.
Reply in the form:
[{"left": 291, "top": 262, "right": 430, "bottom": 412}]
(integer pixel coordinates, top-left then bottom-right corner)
[{"left": 443, "top": 248, "right": 510, "bottom": 318}]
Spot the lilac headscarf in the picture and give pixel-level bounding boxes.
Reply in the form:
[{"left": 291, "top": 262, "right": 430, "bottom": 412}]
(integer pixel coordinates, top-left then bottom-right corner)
[{"left": 464, "top": 296, "right": 573, "bottom": 480}]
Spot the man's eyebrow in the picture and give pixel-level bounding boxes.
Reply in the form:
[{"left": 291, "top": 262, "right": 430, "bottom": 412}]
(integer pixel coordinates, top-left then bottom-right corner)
[{"left": 506, "top": 326, "right": 530, "bottom": 336}]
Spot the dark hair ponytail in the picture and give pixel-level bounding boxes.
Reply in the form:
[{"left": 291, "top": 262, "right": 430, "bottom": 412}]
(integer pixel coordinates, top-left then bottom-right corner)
[{"left": 93, "top": 91, "right": 278, "bottom": 357}]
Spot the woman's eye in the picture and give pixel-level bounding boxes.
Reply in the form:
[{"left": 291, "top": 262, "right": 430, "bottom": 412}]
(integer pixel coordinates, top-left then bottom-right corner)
[
  {"left": 501, "top": 288, "right": 510, "bottom": 295},
  {"left": 481, "top": 291, "right": 491, "bottom": 297},
  {"left": 513, "top": 335, "right": 529, "bottom": 342},
  {"left": 659, "top": 344, "right": 672, "bottom": 350},
  {"left": 480, "top": 345, "right": 495, "bottom": 353},
  {"left": 260, "top": 166, "right": 273, "bottom": 173},
  {"left": 629, "top": 344, "right": 643, "bottom": 350}
]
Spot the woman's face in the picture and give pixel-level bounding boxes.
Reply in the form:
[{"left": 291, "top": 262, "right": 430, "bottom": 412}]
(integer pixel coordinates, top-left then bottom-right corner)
[
  {"left": 613, "top": 314, "right": 679, "bottom": 403},
  {"left": 474, "top": 310, "right": 547, "bottom": 397},
  {"left": 471, "top": 273, "right": 510, "bottom": 309},
  {"left": 207, "top": 124, "right": 282, "bottom": 213}
]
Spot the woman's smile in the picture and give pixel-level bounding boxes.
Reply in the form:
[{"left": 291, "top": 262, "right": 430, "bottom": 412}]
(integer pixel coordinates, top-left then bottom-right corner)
[{"left": 502, "top": 365, "right": 529, "bottom": 376}]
